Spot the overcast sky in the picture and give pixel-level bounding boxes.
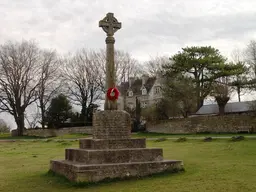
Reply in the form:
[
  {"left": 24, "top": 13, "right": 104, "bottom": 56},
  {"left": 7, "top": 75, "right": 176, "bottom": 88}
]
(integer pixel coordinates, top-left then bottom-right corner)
[
  {"left": 0, "top": 0, "right": 256, "bottom": 62},
  {"left": 1, "top": 0, "right": 256, "bottom": 128}
]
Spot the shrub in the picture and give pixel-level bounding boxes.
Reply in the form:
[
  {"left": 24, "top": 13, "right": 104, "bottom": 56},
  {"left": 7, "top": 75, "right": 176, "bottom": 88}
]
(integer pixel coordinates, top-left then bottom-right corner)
[
  {"left": 0, "top": 119, "right": 10, "bottom": 133},
  {"left": 155, "top": 138, "right": 167, "bottom": 142},
  {"left": 176, "top": 137, "right": 187, "bottom": 142},
  {"left": 231, "top": 136, "right": 245, "bottom": 142},
  {"left": 203, "top": 137, "right": 213, "bottom": 142}
]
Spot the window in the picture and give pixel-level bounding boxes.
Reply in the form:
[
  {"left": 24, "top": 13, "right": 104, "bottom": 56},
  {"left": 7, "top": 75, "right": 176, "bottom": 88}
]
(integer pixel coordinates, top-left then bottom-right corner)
[
  {"left": 128, "top": 91, "right": 133, "bottom": 97},
  {"left": 128, "top": 103, "right": 134, "bottom": 109},
  {"left": 141, "top": 102, "right": 147, "bottom": 108},
  {"left": 154, "top": 87, "right": 161, "bottom": 94},
  {"left": 142, "top": 88, "right": 147, "bottom": 95}
]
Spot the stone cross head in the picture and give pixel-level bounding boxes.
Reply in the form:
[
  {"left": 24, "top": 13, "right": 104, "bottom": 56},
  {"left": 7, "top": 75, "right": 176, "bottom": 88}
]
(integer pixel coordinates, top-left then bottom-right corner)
[{"left": 99, "top": 12, "right": 122, "bottom": 36}]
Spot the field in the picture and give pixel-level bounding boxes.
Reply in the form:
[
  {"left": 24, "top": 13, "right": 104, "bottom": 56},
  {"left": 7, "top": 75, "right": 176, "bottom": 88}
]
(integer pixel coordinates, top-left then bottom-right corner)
[{"left": 1, "top": 137, "right": 256, "bottom": 192}]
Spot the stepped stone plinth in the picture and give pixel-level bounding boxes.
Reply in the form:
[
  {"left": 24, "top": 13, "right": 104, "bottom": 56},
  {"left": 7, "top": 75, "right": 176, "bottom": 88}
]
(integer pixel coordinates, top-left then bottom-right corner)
[{"left": 50, "top": 110, "right": 184, "bottom": 183}]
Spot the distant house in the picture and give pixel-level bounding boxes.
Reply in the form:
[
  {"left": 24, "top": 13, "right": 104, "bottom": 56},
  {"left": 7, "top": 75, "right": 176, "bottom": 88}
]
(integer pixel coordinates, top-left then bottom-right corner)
[
  {"left": 117, "top": 73, "right": 163, "bottom": 110},
  {"left": 196, "top": 101, "right": 254, "bottom": 115}
]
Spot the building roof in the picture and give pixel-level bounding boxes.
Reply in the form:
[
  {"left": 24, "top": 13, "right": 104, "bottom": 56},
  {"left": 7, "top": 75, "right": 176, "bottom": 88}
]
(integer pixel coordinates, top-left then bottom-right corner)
[
  {"left": 196, "top": 101, "right": 253, "bottom": 115},
  {"left": 131, "top": 79, "right": 143, "bottom": 95},
  {"left": 117, "top": 82, "right": 129, "bottom": 95},
  {"left": 144, "top": 77, "right": 156, "bottom": 92},
  {"left": 118, "top": 76, "right": 156, "bottom": 96}
]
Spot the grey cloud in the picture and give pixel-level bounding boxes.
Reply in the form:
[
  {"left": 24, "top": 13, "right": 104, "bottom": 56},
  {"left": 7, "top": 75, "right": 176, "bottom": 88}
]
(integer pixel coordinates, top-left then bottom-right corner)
[
  {"left": 0, "top": 0, "right": 255, "bottom": 58},
  {"left": 120, "top": 11, "right": 256, "bottom": 44},
  {"left": 106, "top": 10, "right": 256, "bottom": 60}
]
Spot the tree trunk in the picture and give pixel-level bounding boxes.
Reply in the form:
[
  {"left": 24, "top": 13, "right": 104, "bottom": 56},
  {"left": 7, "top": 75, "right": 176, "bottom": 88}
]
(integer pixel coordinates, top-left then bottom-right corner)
[
  {"left": 196, "top": 98, "right": 204, "bottom": 111},
  {"left": 81, "top": 101, "right": 88, "bottom": 123},
  {"left": 41, "top": 118, "right": 45, "bottom": 129},
  {"left": 216, "top": 96, "right": 230, "bottom": 116},
  {"left": 183, "top": 112, "right": 188, "bottom": 118},
  {"left": 195, "top": 75, "right": 203, "bottom": 111},
  {"left": 41, "top": 112, "right": 45, "bottom": 129},
  {"left": 16, "top": 113, "right": 25, "bottom": 136},
  {"left": 40, "top": 103, "right": 46, "bottom": 129},
  {"left": 218, "top": 105, "right": 225, "bottom": 116},
  {"left": 237, "top": 86, "right": 241, "bottom": 102}
]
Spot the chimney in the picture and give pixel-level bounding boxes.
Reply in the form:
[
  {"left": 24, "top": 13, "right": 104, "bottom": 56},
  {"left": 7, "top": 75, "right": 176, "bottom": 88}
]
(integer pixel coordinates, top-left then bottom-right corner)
[
  {"left": 129, "top": 77, "right": 135, "bottom": 87},
  {"left": 141, "top": 74, "right": 149, "bottom": 85},
  {"left": 156, "top": 71, "right": 162, "bottom": 79}
]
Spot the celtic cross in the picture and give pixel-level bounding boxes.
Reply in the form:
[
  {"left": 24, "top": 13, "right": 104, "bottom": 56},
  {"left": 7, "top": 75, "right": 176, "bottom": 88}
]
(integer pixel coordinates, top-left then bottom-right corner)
[{"left": 99, "top": 13, "right": 122, "bottom": 37}]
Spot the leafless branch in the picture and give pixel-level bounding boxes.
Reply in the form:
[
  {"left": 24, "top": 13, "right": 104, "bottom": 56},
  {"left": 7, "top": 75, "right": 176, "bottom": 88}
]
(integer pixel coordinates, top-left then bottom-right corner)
[
  {"left": 61, "top": 49, "right": 102, "bottom": 118},
  {"left": 37, "top": 49, "right": 62, "bottom": 128},
  {"left": 144, "top": 55, "right": 170, "bottom": 76}
]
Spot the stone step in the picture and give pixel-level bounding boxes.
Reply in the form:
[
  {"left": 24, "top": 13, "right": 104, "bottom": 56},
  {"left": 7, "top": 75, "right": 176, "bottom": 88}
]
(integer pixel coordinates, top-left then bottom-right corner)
[
  {"left": 65, "top": 148, "right": 163, "bottom": 164},
  {"left": 79, "top": 138, "right": 146, "bottom": 149},
  {"left": 50, "top": 159, "right": 184, "bottom": 183}
]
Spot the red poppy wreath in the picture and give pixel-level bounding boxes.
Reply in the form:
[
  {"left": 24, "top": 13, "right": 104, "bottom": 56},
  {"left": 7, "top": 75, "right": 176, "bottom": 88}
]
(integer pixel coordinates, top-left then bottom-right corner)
[{"left": 107, "top": 87, "right": 120, "bottom": 101}]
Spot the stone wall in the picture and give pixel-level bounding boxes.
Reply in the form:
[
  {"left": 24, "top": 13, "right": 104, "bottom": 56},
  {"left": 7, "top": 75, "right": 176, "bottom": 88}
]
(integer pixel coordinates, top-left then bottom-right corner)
[
  {"left": 147, "top": 115, "right": 256, "bottom": 134},
  {"left": 11, "top": 126, "right": 93, "bottom": 137}
]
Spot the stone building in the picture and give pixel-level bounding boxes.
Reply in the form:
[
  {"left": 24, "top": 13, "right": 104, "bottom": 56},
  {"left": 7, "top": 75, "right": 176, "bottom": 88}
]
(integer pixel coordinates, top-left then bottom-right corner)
[{"left": 117, "top": 73, "right": 163, "bottom": 110}]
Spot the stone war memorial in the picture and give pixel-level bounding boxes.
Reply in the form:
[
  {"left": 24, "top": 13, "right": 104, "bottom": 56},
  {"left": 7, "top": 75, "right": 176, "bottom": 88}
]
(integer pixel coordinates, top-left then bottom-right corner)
[{"left": 50, "top": 12, "right": 184, "bottom": 183}]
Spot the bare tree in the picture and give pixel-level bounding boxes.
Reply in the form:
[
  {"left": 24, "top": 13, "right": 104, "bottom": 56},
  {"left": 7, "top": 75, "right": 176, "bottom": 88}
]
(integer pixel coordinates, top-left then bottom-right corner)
[
  {"left": 244, "top": 40, "right": 256, "bottom": 76},
  {"left": 115, "top": 50, "right": 143, "bottom": 83},
  {"left": 242, "top": 40, "right": 256, "bottom": 92},
  {"left": 37, "top": 50, "right": 62, "bottom": 128},
  {"left": 144, "top": 56, "right": 170, "bottom": 76},
  {"left": 230, "top": 48, "right": 250, "bottom": 102},
  {"left": 61, "top": 49, "right": 102, "bottom": 123},
  {"left": 212, "top": 77, "right": 232, "bottom": 116},
  {"left": 0, "top": 40, "right": 41, "bottom": 136}
]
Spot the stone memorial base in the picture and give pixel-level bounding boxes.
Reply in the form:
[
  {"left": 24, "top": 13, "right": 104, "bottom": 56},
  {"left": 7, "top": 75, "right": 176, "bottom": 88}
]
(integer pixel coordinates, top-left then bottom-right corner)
[{"left": 50, "top": 110, "right": 184, "bottom": 183}]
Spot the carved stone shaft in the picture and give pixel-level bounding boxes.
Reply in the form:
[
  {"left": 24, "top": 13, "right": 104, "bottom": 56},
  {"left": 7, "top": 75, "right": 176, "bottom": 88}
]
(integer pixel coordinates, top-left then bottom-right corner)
[
  {"left": 104, "top": 36, "right": 117, "bottom": 110},
  {"left": 99, "top": 13, "right": 122, "bottom": 110}
]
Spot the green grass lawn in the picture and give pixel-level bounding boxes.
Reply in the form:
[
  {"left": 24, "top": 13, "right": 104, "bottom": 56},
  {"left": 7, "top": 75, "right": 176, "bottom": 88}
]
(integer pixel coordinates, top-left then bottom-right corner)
[{"left": 1, "top": 139, "right": 256, "bottom": 192}]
